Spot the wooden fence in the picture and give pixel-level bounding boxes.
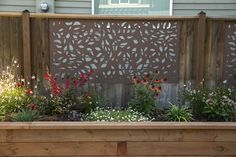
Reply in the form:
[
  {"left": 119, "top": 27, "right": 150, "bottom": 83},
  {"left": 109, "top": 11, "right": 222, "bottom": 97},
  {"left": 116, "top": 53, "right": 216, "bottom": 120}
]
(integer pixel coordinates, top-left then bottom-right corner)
[
  {"left": 0, "top": 122, "right": 236, "bottom": 156},
  {"left": 0, "top": 11, "right": 235, "bottom": 107}
]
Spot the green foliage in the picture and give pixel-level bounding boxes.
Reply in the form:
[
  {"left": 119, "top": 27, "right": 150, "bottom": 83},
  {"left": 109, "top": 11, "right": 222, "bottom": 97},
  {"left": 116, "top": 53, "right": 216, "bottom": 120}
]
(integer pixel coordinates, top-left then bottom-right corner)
[
  {"left": 184, "top": 88, "right": 210, "bottom": 117},
  {"left": 14, "top": 109, "right": 39, "bottom": 122},
  {"left": 87, "top": 107, "right": 150, "bottom": 122},
  {"left": 72, "top": 92, "right": 102, "bottom": 113},
  {"left": 129, "top": 83, "right": 156, "bottom": 116},
  {"left": 0, "top": 87, "right": 31, "bottom": 120},
  {"left": 184, "top": 87, "right": 236, "bottom": 121},
  {"left": 44, "top": 90, "right": 101, "bottom": 117},
  {"left": 128, "top": 74, "right": 165, "bottom": 116},
  {"left": 167, "top": 103, "right": 193, "bottom": 122},
  {"left": 202, "top": 88, "right": 236, "bottom": 121}
]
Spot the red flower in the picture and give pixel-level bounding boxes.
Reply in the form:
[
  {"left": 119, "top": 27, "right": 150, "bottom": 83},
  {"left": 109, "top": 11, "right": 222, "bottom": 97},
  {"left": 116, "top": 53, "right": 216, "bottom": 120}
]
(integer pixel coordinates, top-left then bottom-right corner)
[
  {"left": 27, "top": 103, "right": 38, "bottom": 110},
  {"left": 17, "top": 81, "right": 23, "bottom": 87},
  {"left": 153, "top": 79, "right": 160, "bottom": 83},
  {"left": 80, "top": 73, "right": 85, "bottom": 78},
  {"left": 65, "top": 78, "right": 70, "bottom": 90},
  {"left": 44, "top": 72, "right": 51, "bottom": 81},
  {"left": 150, "top": 85, "right": 155, "bottom": 90},
  {"left": 89, "top": 69, "right": 94, "bottom": 75},
  {"left": 26, "top": 88, "right": 33, "bottom": 95},
  {"left": 158, "top": 86, "right": 162, "bottom": 91},
  {"left": 142, "top": 79, "right": 149, "bottom": 85},
  {"left": 53, "top": 84, "right": 60, "bottom": 95},
  {"left": 73, "top": 79, "right": 78, "bottom": 88}
]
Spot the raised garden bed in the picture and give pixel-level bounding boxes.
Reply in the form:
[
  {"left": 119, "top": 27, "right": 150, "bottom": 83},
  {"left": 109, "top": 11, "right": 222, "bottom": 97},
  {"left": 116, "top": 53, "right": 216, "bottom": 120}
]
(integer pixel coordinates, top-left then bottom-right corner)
[{"left": 0, "top": 122, "right": 236, "bottom": 156}]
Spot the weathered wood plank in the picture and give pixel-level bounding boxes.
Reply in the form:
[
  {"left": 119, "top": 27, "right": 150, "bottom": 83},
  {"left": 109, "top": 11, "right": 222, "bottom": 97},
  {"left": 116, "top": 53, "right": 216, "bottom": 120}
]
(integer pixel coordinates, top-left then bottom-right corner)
[
  {"left": 1, "top": 122, "right": 236, "bottom": 130},
  {"left": 204, "top": 19, "right": 213, "bottom": 87},
  {"left": 216, "top": 21, "right": 225, "bottom": 85},
  {"left": 1, "top": 129, "right": 236, "bottom": 143},
  {"left": 0, "top": 17, "right": 4, "bottom": 70},
  {"left": 0, "top": 142, "right": 117, "bottom": 156},
  {"left": 179, "top": 20, "right": 187, "bottom": 89},
  {"left": 127, "top": 142, "right": 236, "bottom": 156},
  {"left": 2, "top": 16, "right": 11, "bottom": 68},
  {"left": 196, "top": 12, "right": 206, "bottom": 88},
  {"left": 22, "top": 10, "right": 31, "bottom": 82}
]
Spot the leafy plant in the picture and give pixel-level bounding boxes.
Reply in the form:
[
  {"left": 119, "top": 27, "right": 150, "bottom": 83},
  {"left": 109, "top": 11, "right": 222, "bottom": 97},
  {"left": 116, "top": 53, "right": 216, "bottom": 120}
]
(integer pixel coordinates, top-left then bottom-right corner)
[
  {"left": 14, "top": 109, "right": 39, "bottom": 122},
  {"left": 43, "top": 71, "right": 101, "bottom": 118},
  {"left": 203, "top": 88, "right": 236, "bottom": 121},
  {"left": 128, "top": 73, "right": 166, "bottom": 116},
  {"left": 184, "top": 86, "right": 236, "bottom": 121},
  {"left": 87, "top": 107, "right": 150, "bottom": 122},
  {"left": 184, "top": 87, "right": 210, "bottom": 117},
  {"left": 71, "top": 92, "right": 102, "bottom": 113},
  {"left": 0, "top": 60, "right": 32, "bottom": 120},
  {"left": 167, "top": 103, "right": 193, "bottom": 122}
]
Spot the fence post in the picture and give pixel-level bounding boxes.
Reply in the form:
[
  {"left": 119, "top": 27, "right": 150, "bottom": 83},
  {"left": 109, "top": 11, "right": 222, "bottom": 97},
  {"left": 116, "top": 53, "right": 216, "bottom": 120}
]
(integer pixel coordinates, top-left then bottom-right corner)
[
  {"left": 22, "top": 10, "right": 31, "bottom": 83},
  {"left": 196, "top": 11, "right": 206, "bottom": 88}
]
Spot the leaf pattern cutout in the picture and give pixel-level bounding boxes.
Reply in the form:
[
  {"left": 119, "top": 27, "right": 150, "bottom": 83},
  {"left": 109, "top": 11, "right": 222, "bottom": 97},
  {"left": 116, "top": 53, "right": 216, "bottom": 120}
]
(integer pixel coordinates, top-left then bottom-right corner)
[
  {"left": 50, "top": 19, "right": 180, "bottom": 83},
  {"left": 223, "top": 23, "right": 236, "bottom": 86}
]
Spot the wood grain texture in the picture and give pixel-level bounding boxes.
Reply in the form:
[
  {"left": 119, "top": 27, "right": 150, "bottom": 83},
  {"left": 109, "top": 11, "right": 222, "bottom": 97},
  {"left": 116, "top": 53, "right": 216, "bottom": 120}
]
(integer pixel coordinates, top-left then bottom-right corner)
[
  {"left": 22, "top": 11, "right": 31, "bottom": 82},
  {"left": 0, "top": 122, "right": 235, "bottom": 156},
  {"left": 127, "top": 142, "right": 236, "bottom": 156},
  {"left": 0, "top": 142, "right": 117, "bottom": 156},
  {"left": 1, "top": 122, "right": 236, "bottom": 130},
  {"left": 0, "top": 129, "right": 236, "bottom": 143}
]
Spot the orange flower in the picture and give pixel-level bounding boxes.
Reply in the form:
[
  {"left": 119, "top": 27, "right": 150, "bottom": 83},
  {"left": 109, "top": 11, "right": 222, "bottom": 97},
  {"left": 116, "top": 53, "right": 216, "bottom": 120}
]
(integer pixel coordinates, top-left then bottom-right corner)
[
  {"left": 142, "top": 79, "right": 149, "bottom": 85},
  {"left": 153, "top": 79, "right": 160, "bottom": 83}
]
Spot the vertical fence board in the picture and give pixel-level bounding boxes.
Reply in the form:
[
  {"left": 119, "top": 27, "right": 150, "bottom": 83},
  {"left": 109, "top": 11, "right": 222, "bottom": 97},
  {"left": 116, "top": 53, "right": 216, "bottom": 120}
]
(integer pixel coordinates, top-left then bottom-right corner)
[
  {"left": 216, "top": 21, "right": 225, "bottom": 85},
  {"left": 0, "top": 17, "right": 4, "bottom": 70},
  {"left": 179, "top": 20, "right": 187, "bottom": 87},
  {"left": 185, "top": 20, "right": 195, "bottom": 86},
  {"left": 196, "top": 12, "right": 206, "bottom": 88},
  {"left": 204, "top": 20, "right": 213, "bottom": 87},
  {"left": 31, "top": 18, "right": 50, "bottom": 93},
  {"left": 2, "top": 17, "right": 11, "bottom": 68}
]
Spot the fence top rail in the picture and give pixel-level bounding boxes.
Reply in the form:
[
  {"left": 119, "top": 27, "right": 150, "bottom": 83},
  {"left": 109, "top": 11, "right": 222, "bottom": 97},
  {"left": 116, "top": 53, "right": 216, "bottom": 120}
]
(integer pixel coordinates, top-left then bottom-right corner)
[
  {"left": 0, "top": 12, "right": 22, "bottom": 17},
  {"left": 207, "top": 16, "right": 236, "bottom": 21},
  {"left": 0, "top": 122, "right": 236, "bottom": 130},
  {"left": 29, "top": 13, "right": 199, "bottom": 20}
]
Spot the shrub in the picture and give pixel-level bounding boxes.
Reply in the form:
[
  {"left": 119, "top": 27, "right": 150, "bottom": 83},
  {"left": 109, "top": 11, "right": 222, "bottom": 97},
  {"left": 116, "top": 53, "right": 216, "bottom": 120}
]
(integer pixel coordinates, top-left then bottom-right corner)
[
  {"left": 128, "top": 73, "right": 166, "bottom": 116},
  {"left": 87, "top": 107, "right": 150, "bottom": 122},
  {"left": 167, "top": 103, "right": 193, "bottom": 122},
  {"left": 184, "top": 88, "right": 210, "bottom": 117},
  {"left": 203, "top": 88, "right": 236, "bottom": 121},
  {"left": 184, "top": 87, "right": 236, "bottom": 121}
]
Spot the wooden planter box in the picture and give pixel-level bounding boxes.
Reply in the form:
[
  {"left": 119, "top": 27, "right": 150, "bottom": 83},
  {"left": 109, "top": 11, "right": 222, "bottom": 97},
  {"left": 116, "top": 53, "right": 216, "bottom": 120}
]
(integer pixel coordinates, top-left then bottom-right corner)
[{"left": 0, "top": 122, "right": 236, "bottom": 156}]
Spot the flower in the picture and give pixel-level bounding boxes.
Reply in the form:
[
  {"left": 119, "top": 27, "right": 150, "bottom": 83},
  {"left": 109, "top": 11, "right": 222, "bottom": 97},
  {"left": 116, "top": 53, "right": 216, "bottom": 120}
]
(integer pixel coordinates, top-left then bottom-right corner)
[
  {"left": 27, "top": 103, "right": 38, "bottom": 110},
  {"left": 26, "top": 88, "right": 33, "bottom": 95},
  {"left": 153, "top": 79, "right": 160, "bottom": 83},
  {"left": 17, "top": 81, "right": 23, "bottom": 87},
  {"left": 44, "top": 72, "right": 52, "bottom": 81}
]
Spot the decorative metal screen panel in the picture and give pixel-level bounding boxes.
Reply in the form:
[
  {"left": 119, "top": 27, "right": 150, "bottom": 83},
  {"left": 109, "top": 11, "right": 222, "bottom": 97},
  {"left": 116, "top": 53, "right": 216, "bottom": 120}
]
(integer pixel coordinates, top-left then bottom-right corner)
[
  {"left": 50, "top": 19, "right": 180, "bottom": 83},
  {"left": 223, "top": 22, "right": 236, "bottom": 86}
]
